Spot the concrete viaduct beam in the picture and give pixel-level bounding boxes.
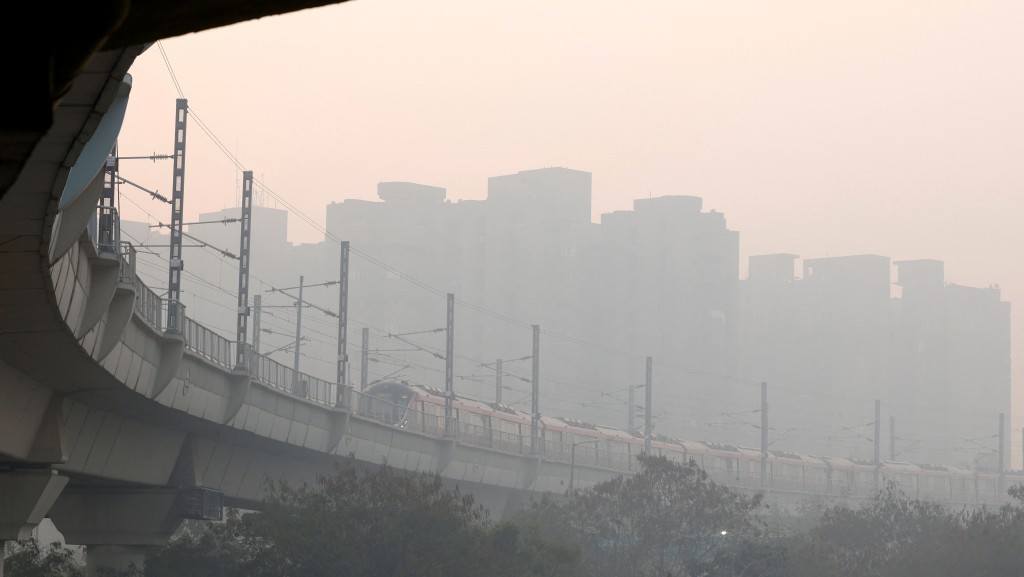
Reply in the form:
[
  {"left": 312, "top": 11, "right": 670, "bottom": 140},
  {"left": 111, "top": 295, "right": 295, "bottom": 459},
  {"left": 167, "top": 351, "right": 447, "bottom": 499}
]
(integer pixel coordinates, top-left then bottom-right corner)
[
  {"left": 48, "top": 487, "right": 183, "bottom": 577},
  {"left": 0, "top": 470, "right": 70, "bottom": 541},
  {"left": 0, "top": 469, "right": 70, "bottom": 577}
]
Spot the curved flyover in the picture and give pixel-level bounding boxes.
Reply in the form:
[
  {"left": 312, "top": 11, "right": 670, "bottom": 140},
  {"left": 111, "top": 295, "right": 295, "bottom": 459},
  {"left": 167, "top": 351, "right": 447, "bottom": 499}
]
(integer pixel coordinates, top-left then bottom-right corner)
[{"left": 0, "top": 42, "right": 627, "bottom": 574}]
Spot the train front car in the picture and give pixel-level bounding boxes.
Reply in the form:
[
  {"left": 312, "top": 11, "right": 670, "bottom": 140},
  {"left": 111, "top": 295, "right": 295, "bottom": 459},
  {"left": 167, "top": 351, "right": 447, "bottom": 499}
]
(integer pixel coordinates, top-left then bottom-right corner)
[{"left": 358, "top": 381, "right": 419, "bottom": 427}]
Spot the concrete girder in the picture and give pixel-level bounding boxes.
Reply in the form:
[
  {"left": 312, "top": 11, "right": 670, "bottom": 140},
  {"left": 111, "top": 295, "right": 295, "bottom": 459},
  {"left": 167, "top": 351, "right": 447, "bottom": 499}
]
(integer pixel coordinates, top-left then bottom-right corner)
[
  {"left": 0, "top": 362, "right": 59, "bottom": 462},
  {"left": 95, "top": 280, "right": 137, "bottom": 361},
  {"left": 325, "top": 407, "right": 350, "bottom": 454},
  {"left": 0, "top": 470, "right": 70, "bottom": 541},
  {"left": 150, "top": 333, "right": 184, "bottom": 400},
  {"left": 222, "top": 367, "right": 252, "bottom": 425},
  {"left": 75, "top": 253, "right": 121, "bottom": 339},
  {"left": 47, "top": 486, "right": 183, "bottom": 576},
  {"left": 436, "top": 436, "right": 457, "bottom": 476},
  {"left": 26, "top": 396, "right": 70, "bottom": 464}
]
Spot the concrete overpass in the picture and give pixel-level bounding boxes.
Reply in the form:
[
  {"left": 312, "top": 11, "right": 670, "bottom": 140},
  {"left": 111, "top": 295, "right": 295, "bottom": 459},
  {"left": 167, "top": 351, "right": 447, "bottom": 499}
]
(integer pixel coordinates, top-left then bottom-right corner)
[
  {"left": 0, "top": 29, "right": 634, "bottom": 574},
  {"left": 0, "top": 5, "right": 997, "bottom": 576}
]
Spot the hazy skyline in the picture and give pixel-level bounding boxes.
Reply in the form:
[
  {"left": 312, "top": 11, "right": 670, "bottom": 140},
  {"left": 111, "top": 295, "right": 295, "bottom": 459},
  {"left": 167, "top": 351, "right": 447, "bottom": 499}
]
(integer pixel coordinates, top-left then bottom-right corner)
[{"left": 114, "top": 1, "right": 1024, "bottom": 435}]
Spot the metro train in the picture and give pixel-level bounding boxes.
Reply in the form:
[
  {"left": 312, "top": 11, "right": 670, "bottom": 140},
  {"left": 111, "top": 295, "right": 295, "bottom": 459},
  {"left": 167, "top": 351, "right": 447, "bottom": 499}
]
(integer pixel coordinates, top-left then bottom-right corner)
[{"left": 356, "top": 380, "right": 1024, "bottom": 505}]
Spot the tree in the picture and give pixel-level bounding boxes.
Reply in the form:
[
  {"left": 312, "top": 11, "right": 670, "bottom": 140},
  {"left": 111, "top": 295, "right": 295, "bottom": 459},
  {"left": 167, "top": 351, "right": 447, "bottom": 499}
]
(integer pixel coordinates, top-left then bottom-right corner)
[
  {"left": 885, "top": 483, "right": 1024, "bottom": 577},
  {"left": 779, "top": 481, "right": 958, "bottom": 577},
  {"left": 3, "top": 539, "right": 83, "bottom": 577},
  {"left": 144, "top": 462, "right": 578, "bottom": 577},
  {"left": 512, "top": 453, "right": 768, "bottom": 577},
  {"left": 510, "top": 473, "right": 1024, "bottom": 577},
  {"left": 777, "top": 480, "right": 1024, "bottom": 577},
  {"left": 143, "top": 512, "right": 249, "bottom": 577}
]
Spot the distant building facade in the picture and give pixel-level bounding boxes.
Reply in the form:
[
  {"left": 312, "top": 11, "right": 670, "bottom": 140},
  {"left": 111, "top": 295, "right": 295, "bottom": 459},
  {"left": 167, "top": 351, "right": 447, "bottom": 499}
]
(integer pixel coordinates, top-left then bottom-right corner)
[
  {"left": 739, "top": 254, "right": 1011, "bottom": 467},
  {"left": 124, "top": 167, "right": 1012, "bottom": 469}
]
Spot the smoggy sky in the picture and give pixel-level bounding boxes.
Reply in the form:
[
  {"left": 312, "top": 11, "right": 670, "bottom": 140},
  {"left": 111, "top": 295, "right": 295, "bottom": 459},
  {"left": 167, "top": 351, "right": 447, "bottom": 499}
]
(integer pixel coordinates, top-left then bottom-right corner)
[{"left": 114, "top": 0, "right": 1024, "bottom": 431}]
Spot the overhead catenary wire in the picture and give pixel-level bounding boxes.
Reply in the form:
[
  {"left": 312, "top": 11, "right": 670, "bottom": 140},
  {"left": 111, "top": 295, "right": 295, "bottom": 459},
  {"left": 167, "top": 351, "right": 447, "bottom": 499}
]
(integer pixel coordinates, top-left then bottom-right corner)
[
  {"left": 158, "top": 83, "right": 749, "bottom": 386},
  {"left": 139, "top": 48, "right": 1014, "bottom": 457}
]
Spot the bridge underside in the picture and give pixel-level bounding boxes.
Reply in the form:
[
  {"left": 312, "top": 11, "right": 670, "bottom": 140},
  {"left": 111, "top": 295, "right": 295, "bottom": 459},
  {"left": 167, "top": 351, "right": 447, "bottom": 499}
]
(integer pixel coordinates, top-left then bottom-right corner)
[{"left": 2, "top": 0, "right": 355, "bottom": 200}]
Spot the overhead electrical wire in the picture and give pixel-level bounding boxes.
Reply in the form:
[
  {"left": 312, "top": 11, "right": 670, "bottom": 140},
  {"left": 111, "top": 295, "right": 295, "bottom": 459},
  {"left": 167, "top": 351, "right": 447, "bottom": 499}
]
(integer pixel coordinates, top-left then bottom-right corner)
[{"left": 145, "top": 49, "right": 1010, "bottom": 450}]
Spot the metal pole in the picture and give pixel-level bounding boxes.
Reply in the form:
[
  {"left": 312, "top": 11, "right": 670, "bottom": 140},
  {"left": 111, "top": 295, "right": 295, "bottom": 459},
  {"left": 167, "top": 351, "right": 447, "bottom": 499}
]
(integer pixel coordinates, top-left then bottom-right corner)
[
  {"left": 234, "top": 171, "right": 253, "bottom": 369},
  {"left": 445, "top": 293, "right": 455, "bottom": 437},
  {"left": 495, "top": 358, "right": 503, "bottom": 405},
  {"left": 628, "top": 381, "right": 635, "bottom": 433},
  {"left": 999, "top": 412, "right": 1006, "bottom": 494},
  {"left": 252, "top": 295, "right": 261, "bottom": 354},
  {"left": 645, "top": 356, "right": 652, "bottom": 455},
  {"left": 336, "top": 241, "right": 350, "bottom": 406},
  {"left": 360, "top": 327, "right": 369, "bottom": 390},
  {"left": 760, "top": 381, "right": 768, "bottom": 488},
  {"left": 98, "top": 144, "right": 117, "bottom": 252},
  {"left": 874, "top": 399, "right": 881, "bottom": 490},
  {"left": 166, "top": 98, "right": 188, "bottom": 334},
  {"left": 292, "top": 275, "right": 304, "bottom": 394},
  {"left": 531, "top": 325, "right": 540, "bottom": 453},
  {"left": 890, "top": 415, "right": 896, "bottom": 461},
  {"left": 570, "top": 443, "right": 577, "bottom": 491}
]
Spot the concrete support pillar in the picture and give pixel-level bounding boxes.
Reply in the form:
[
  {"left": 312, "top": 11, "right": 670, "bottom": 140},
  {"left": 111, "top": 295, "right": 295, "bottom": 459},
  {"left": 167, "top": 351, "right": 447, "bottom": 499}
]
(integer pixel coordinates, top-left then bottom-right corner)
[
  {"left": 48, "top": 488, "right": 182, "bottom": 577},
  {"left": 0, "top": 469, "right": 69, "bottom": 541}
]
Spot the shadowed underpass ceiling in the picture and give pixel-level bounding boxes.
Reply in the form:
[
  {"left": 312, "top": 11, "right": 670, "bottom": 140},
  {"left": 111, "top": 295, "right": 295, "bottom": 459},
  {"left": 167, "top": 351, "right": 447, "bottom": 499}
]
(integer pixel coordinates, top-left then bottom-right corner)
[{"left": 1, "top": 0, "right": 353, "bottom": 199}]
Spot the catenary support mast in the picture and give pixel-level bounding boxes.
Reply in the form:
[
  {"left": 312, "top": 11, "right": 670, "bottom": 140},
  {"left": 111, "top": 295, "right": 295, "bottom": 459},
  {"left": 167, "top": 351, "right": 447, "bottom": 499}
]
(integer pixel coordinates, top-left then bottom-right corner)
[
  {"left": 360, "top": 327, "right": 369, "bottom": 390},
  {"left": 336, "top": 241, "right": 350, "bottom": 405},
  {"left": 531, "top": 325, "right": 540, "bottom": 453},
  {"left": 628, "top": 381, "right": 635, "bottom": 434},
  {"left": 874, "top": 399, "right": 881, "bottom": 490},
  {"left": 890, "top": 415, "right": 896, "bottom": 461},
  {"left": 292, "top": 275, "right": 304, "bottom": 393},
  {"left": 644, "top": 357, "right": 652, "bottom": 455},
  {"left": 761, "top": 382, "right": 768, "bottom": 488},
  {"left": 234, "top": 171, "right": 253, "bottom": 369},
  {"left": 495, "top": 358, "right": 503, "bottom": 405},
  {"left": 445, "top": 293, "right": 455, "bottom": 437},
  {"left": 166, "top": 99, "right": 188, "bottom": 334},
  {"left": 252, "top": 295, "right": 262, "bottom": 354}
]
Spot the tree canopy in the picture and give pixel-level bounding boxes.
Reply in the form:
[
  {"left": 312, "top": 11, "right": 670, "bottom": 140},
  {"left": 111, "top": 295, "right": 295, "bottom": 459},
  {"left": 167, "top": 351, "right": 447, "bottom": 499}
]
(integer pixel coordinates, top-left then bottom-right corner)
[
  {"left": 144, "top": 462, "right": 579, "bottom": 577},
  {"left": 14, "top": 457, "right": 1024, "bottom": 577},
  {"left": 510, "top": 453, "right": 769, "bottom": 577}
]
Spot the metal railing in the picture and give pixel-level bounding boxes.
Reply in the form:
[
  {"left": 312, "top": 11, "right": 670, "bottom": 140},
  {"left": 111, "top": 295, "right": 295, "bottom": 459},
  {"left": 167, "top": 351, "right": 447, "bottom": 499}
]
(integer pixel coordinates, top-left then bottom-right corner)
[
  {"left": 118, "top": 241, "right": 136, "bottom": 285},
  {"left": 165, "top": 298, "right": 185, "bottom": 335},
  {"left": 125, "top": 269, "right": 345, "bottom": 404},
  {"left": 134, "top": 277, "right": 163, "bottom": 331},
  {"left": 248, "top": 352, "right": 335, "bottom": 405},
  {"left": 183, "top": 317, "right": 234, "bottom": 368},
  {"left": 91, "top": 205, "right": 121, "bottom": 255}
]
